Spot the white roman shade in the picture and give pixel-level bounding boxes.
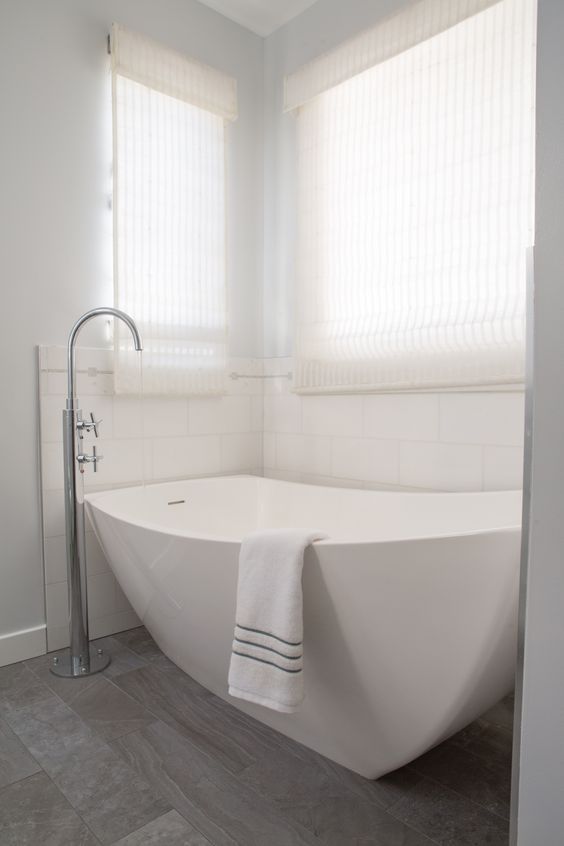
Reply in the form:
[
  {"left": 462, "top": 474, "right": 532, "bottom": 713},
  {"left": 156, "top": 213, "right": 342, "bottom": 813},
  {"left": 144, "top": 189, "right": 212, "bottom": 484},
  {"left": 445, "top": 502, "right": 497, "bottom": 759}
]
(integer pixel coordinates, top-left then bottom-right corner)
[
  {"left": 284, "top": 0, "right": 501, "bottom": 112},
  {"left": 287, "top": 0, "right": 536, "bottom": 393},
  {"left": 112, "top": 25, "right": 237, "bottom": 121},
  {"left": 112, "top": 24, "right": 237, "bottom": 395}
]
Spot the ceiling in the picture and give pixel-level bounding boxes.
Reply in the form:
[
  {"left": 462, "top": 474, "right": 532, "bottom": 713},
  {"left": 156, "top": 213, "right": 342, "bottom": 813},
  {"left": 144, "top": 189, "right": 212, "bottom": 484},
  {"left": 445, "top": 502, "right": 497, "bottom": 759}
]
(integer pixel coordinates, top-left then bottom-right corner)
[{"left": 196, "top": 0, "right": 319, "bottom": 37}]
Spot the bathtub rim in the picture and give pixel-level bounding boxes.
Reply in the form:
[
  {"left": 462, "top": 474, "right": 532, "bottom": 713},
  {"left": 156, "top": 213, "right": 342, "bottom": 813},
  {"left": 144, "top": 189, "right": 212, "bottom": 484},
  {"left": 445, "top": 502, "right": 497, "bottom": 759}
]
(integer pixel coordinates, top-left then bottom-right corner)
[{"left": 84, "top": 474, "right": 522, "bottom": 547}]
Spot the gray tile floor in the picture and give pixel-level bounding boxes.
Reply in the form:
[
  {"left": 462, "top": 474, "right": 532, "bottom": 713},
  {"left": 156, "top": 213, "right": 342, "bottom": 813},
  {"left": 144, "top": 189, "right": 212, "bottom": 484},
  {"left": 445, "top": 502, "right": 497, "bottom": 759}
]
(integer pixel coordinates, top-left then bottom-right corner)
[{"left": 0, "top": 626, "right": 513, "bottom": 845}]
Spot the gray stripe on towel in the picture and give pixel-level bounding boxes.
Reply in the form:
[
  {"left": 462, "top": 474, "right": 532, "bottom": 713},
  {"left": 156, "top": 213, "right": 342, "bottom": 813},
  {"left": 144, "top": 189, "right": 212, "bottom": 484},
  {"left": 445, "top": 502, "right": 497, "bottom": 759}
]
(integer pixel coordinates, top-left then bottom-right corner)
[
  {"left": 232, "top": 650, "right": 303, "bottom": 674},
  {"left": 234, "top": 637, "right": 302, "bottom": 660},
  {"left": 236, "top": 622, "right": 302, "bottom": 647}
]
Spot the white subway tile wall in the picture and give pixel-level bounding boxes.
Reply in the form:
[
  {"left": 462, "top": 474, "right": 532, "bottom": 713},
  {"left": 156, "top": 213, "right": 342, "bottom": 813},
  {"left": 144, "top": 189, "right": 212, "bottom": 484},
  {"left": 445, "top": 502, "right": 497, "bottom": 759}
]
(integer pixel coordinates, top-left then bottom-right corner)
[
  {"left": 262, "top": 357, "right": 525, "bottom": 493},
  {"left": 302, "top": 396, "right": 363, "bottom": 437},
  {"left": 38, "top": 347, "right": 524, "bottom": 650},
  {"left": 38, "top": 346, "right": 263, "bottom": 651}
]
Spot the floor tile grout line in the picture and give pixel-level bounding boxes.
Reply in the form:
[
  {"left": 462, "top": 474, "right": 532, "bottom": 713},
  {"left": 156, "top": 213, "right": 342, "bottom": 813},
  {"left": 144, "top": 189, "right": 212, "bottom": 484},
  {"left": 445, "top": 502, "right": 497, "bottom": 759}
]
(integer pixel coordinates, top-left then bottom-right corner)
[
  {"left": 104, "top": 810, "right": 184, "bottom": 846},
  {"left": 175, "top": 767, "right": 326, "bottom": 846},
  {"left": 75, "top": 799, "right": 104, "bottom": 846},
  {"left": 96, "top": 634, "right": 153, "bottom": 662},
  {"left": 172, "top": 798, "right": 231, "bottom": 846},
  {"left": 110, "top": 705, "right": 380, "bottom": 846},
  {"left": 103, "top": 663, "right": 280, "bottom": 779},
  {"left": 0, "top": 766, "right": 104, "bottom": 845},
  {"left": 9, "top": 714, "right": 165, "bottom": 846},
  {"left": 104, "top": 673, "right": 179, "bottom": 733},
  {"left": 101, "top": 669, "right": 271, "bottom": 793},
  {"left": 8, "top": 631, "right": 513, "bottom": 846},
  {"left": 0, "top": 715, "right": 44, "bottom": 785},
  {"left": 13, "top": 647, "right": 287, "bottom": 843},
  {"left": 24, "top": 661, "right": 100, "bottom": 713},
  {"left": 5, "top": 659, "right": 171, "bottom": 845},
  {"left": 109, "top": 725, "right": 292, "bottom": 846},
  {"left": 24, "top": 649, "right": 176, "bottom": 750},
  {"left": 32, "top": 718, "right": 162, "bottom": 846},
  {"left": 42, "top": 762, "right": 105, "bottom": 846},
  {"left": 0, "top": 769, "right": 46, "bottom": 795},
  {"left": 103, "top": 656, "right": 502, "bottom": 845},
  {"left": 134, "top": 715, "right": 441, "bottom": 846},
  {"left": 0, "top": 705, "right": 53, "bottom": 796}
]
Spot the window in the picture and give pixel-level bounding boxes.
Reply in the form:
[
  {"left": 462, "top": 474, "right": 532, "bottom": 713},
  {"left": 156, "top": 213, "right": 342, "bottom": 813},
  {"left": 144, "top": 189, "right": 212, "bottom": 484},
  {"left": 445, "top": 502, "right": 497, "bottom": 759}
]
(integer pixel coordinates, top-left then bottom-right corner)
[
  {"left": 111, "top": 25, "right": 237, "bottom": 394},
  {"left": 285, "top": 0, "right": 536, "bottom": 393}
]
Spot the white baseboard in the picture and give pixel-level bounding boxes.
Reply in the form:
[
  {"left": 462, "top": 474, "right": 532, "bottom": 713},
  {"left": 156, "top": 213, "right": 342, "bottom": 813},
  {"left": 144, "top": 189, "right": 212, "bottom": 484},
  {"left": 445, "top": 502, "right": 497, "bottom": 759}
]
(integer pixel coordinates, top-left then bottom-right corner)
[{"left": 0, "top": 624, "right": 46, "bottom": 667}]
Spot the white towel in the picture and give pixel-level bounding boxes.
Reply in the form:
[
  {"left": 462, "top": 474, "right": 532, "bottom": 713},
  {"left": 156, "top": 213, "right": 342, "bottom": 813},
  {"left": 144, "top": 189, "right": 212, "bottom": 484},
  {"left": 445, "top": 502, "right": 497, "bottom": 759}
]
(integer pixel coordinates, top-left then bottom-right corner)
[{"left": 228, "top": 528, "right": 325, "bottom": 713}]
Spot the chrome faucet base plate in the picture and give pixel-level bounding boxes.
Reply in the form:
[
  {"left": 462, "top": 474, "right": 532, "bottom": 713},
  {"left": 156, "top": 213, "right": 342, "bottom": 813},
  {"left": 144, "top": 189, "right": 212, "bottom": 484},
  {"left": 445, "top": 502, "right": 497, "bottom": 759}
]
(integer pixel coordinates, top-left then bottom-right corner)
[{"left": 49, "top": 645, "right": 111, "bottom": 678}]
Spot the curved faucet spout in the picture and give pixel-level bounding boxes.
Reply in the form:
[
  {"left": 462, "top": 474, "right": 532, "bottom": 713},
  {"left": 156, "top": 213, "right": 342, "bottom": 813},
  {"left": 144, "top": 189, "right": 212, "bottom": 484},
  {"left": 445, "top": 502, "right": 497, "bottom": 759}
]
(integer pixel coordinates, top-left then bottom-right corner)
[{"left": 67, "top": 307, "right": 143, "bottom": 403}]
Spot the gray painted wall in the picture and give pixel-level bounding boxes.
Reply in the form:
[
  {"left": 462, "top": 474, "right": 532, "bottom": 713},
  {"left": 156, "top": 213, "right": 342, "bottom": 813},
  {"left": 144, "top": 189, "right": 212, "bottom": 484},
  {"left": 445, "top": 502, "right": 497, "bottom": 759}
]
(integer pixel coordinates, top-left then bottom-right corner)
[
  {"left": 0, "top": 0, "right": 263, "bottom": 642},
  {"left": 513, "top": 1, "right": 564, "bottom": 843}
]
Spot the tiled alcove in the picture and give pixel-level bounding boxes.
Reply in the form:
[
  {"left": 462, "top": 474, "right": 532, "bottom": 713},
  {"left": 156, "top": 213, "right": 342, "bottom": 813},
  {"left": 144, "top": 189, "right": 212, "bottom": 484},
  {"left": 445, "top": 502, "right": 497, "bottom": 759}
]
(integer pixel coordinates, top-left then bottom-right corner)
[
  {"left": 38, "top": 345, "right": 524, "bottom": 651},
  {"left": 262, "top": 358, "right": 524, "bottom": 492},
  {"left": 38, "top": 345, "right": 263, "bottom": 650}
]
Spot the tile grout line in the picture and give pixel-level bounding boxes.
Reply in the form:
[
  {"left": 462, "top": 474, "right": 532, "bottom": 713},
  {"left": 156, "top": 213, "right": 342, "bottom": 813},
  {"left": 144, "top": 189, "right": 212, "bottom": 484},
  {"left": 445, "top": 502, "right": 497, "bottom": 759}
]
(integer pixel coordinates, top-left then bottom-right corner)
[
  {"left": 8, "top": 632, "right": 513, "bottom": 846},
  {"left": 17, "top": 654, "right": 173, "bottom": 844},
  {"left": 101, "top": 656, "right": 337, "bottom": 843},
  {"left": 107, "top": 810, "right": 198, "bottom": 846},
  {"left": 0, "top": 752, "right": 104, "bottom": 845},
  {"left": 104, "top": 660, "right": 446, "bottom": 846},
  {"left": 0, "top": 723, "right": 45, "bottom": 794},
  {"left": 106, "top": 720, "right": 308, "bottom": 846}
]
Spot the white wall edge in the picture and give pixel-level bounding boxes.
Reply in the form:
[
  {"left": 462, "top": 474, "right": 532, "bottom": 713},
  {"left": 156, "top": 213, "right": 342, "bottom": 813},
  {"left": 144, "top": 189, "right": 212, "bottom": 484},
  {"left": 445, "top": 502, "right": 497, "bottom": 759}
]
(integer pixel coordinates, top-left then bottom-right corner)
[{"left": 0, "top": 624, "right": 46, "bottom": 667}]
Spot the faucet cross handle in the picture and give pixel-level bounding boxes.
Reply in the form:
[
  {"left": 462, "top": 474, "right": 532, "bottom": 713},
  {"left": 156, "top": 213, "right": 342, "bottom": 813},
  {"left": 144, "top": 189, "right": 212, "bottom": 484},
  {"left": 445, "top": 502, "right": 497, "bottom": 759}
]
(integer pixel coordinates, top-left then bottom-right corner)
[
  {"left": 76, "top": 412, "right": 102, "bottom": 438},
  {"left": 88, "top": 411, "right": 101, "bottom": 438},
  {"left": 77, "top": 445, "right": 103, "bottom": 473}
]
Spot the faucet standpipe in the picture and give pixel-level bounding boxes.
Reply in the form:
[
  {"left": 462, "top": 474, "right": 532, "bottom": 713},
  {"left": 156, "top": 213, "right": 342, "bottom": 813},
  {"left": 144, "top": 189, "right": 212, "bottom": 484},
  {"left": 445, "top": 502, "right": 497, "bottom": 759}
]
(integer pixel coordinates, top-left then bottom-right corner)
[{"left": 51, "top": 307, "right": 142, "bottom": 679}]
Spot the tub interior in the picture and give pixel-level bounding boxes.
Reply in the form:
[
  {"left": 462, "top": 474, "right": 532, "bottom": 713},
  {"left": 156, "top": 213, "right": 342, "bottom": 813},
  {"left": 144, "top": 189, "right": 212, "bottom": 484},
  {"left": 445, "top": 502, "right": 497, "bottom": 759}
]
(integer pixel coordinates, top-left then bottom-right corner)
[{"left": 86, "top": 475, "right": 522, "bottom": 543}]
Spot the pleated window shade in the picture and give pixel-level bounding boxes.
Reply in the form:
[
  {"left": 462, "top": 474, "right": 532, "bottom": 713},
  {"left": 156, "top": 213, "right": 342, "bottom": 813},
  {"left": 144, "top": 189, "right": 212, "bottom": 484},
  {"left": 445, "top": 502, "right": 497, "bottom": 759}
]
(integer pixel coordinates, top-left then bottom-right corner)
[
  {"left": 112, "top": 24, "right": 237, "bottom": 395},
  {"left": 286, "top": 0, "right": 536, "bottom": 393}
]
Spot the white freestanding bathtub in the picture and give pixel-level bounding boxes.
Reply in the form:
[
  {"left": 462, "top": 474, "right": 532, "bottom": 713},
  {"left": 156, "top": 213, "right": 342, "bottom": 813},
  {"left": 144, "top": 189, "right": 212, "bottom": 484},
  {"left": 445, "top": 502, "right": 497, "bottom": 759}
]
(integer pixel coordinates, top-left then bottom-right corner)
[{"left": 85, "top": 475, "right": 521, "bottom": 778}]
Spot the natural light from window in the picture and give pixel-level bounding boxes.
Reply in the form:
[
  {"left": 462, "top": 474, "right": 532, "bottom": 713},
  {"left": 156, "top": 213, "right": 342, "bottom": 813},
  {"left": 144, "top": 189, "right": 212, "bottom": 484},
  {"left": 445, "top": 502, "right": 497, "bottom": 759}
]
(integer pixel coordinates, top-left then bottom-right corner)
[{"left": 291, "top": 0, "right": 536, "bottom": 392}]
